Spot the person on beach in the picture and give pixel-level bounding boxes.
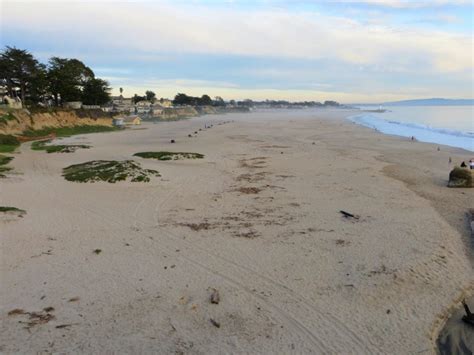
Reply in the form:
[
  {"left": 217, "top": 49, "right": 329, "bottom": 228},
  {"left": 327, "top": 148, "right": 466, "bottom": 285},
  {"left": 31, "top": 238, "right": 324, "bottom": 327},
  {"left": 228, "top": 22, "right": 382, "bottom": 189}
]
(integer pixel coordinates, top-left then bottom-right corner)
[{"left": 469, "top": 160, "right": 474, "bottom": 170}]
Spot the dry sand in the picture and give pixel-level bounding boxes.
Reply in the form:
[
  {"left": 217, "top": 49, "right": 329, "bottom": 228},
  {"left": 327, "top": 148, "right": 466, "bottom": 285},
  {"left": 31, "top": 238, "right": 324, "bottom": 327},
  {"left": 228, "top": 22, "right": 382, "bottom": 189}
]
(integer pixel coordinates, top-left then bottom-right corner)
[{"left": 1, "top": 109, "right": 473, "bottom": 353}]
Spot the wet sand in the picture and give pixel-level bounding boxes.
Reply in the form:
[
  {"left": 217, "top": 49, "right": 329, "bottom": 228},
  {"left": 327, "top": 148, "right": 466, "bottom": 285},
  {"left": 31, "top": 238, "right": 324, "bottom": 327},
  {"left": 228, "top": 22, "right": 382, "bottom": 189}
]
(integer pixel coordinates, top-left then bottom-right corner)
[{"left": 1, "top": 109, "right": 473, "bottom": 353}]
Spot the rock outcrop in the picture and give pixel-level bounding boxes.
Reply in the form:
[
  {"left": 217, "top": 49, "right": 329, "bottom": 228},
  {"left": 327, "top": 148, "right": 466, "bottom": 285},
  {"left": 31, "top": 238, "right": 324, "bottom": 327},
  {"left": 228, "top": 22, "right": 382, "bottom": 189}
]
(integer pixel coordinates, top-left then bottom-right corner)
[{"left": 448, "top": 167, "right": 473, "bottom": 188}]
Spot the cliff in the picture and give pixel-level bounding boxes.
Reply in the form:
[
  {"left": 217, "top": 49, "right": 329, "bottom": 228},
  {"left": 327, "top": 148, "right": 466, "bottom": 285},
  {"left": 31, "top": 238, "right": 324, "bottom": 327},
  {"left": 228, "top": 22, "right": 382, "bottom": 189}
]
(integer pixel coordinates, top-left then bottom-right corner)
[
  {"left": 0, "top": 108, "right": 114, "bottom": 135},
  {"left": 160, "top": 107, "right": 199, "bottom": 120}
]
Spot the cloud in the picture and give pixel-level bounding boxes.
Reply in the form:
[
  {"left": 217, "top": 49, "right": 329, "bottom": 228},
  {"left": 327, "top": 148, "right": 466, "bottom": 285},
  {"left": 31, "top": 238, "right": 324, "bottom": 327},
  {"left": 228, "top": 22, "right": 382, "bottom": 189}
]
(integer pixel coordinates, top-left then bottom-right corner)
[
  {"left": 1, "top": 1, "right": 472, "bottom": 101},
  {"left": 331, "top": 0, "right": 470, "bottom": 8},
  {"left": 2, "top": 1, "right": 471, "bottom": 75}
]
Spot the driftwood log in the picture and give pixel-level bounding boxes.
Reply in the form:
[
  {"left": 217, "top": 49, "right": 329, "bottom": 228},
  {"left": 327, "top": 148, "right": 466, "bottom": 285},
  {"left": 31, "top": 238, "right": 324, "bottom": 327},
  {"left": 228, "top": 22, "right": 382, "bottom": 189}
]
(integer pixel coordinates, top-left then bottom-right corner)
[{"left": 340, "top": 210, "right": 359, "bottom": 219}]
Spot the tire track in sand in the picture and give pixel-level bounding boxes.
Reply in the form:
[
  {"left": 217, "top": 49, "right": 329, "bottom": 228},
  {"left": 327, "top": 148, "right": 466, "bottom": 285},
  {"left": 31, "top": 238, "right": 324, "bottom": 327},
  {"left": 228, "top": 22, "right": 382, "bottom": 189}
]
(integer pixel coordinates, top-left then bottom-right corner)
[{"left": 130, "top": 146, "right": 377, "bottom": 353}]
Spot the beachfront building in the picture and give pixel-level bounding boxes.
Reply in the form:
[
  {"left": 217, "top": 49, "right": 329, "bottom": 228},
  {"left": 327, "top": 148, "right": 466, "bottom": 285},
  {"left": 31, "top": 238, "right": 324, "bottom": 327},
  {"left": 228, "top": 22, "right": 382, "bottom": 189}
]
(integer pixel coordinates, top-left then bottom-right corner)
[
  {"left": 1, "top": 95, "right": 22, "bottom": 109},
  {"left": 135, "top": 100, "right": 152, "bottom": 114},
  {"left": 123, "top": 115, "right": 141, "bottom": 125},
  {"left": 108, "top": 96, "right": 134, "bottom": 113},
  {"left": 112, "top": 117, "right": 125, "bottom": 127},
  {"left": 158, "top": 98, "right": 173, "bottom": 108},
  {"left": 151, "top": 107, "right": 164, "bottom": 117},
  {"left": 64, "top": 101, "right": 82, "bottom": 109}
]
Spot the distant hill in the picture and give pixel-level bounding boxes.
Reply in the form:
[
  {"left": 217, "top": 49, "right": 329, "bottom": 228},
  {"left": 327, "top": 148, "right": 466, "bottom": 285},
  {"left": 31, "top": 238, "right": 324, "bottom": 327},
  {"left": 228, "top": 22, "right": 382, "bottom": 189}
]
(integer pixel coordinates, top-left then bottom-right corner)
[{"left": 382, "top": 98, "right": 474, "bottom": 106}]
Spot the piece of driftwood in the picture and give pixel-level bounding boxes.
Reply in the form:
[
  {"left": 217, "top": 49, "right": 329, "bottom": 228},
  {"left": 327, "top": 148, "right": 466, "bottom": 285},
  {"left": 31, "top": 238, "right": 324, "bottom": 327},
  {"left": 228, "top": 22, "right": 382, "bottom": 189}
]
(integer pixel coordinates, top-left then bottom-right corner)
[
  {"left": 210, "top": 318, "right": 220, "bottom": 328},
  {"left": 340, "top": 210, "right": 359, "bottom": 219},
  {"left": 210, "top": 289, "right": 220, "bottom": 304},
  {"left": 462, "top": 299, "right": 474, "bottom": 326}
]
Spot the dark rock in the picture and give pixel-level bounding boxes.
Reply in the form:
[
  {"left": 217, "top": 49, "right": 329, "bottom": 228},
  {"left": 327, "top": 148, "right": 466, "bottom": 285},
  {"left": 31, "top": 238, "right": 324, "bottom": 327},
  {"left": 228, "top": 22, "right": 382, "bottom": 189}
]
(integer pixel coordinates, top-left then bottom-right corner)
[{"left": 448, "top": 167, "right": 473, "bottom": 188}]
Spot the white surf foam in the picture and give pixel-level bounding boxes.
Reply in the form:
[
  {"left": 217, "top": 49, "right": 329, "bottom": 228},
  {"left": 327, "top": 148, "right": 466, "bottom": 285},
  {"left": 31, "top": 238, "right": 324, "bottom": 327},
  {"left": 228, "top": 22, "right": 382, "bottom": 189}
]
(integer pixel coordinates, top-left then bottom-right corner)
[{"left": 348, "top": 114, "right": 474, "bottom": 152}]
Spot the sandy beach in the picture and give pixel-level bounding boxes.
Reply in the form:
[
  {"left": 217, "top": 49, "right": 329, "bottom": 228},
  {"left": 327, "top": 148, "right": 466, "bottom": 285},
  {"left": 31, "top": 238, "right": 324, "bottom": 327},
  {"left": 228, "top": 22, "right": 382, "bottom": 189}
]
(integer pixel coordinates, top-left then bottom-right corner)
[{"left": 1, "top": 109, "right": 473, "bottom": 353}]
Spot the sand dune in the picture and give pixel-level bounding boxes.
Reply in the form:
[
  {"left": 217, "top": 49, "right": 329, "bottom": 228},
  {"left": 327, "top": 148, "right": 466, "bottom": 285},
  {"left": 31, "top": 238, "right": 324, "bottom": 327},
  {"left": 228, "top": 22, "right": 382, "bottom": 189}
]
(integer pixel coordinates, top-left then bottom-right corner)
[{"left": 1, "top": 109, "right": 472, "bottom": 353}]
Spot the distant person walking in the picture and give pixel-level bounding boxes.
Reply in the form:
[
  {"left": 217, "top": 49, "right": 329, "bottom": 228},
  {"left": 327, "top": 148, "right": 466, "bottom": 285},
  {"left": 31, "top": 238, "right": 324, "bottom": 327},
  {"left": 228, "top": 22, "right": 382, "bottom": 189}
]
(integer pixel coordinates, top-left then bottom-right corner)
[{"left": 469, "top": 160, "right": 474, "bottom": 170}]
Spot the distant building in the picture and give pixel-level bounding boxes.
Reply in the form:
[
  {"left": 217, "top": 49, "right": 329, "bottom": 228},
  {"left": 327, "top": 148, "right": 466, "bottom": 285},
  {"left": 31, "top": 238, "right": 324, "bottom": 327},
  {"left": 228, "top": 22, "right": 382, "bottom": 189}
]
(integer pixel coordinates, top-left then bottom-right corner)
[
  {"left": 152, "top": 107, "right": 164, "bottom": 117},
  {"left": 64, "top": 101, "right": 82, "bottom": 109},
  {"left": 1, "top": 95, "right": 22, "bottom": 109},
  {"left": 112, "top": 117, "right": 125, "bottom": 127},
  {"left": 110, "top": 96, "right": 134, "bottom": 113},
  {"left": 158, "top": 98, "right": 173, "bottom": 108},
  {"left": 135, "top": 100, "right": 152, "bottom": 114},
  {"left": 123, "top": 115, "right": 141, "bottom": 125}
]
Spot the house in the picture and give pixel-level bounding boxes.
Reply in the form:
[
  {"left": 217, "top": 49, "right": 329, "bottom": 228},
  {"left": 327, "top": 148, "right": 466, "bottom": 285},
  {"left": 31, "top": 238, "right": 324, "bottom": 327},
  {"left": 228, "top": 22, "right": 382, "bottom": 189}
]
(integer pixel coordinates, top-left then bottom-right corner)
[
  {"left": 123, "top": 115, "right": 141, "bottom": 125},
  {"left": 64, "top": 101, "right": 82, "bottom": 109},
  {"left": 1, "top": 95, "right": 22, "bottom": 109},
  {"left": 151, "top": 107, "right": 164, "bottom": 117},
  {"left": 158, "top": 98, "right": 173, "bottom": 108},
  {"left": 135, "top": 100, "right": 152, "bottom": 114},
  {"left": 112, "top": 117, "right": 125, "bottom": 127},
  {"left": 111, "top": 96, "right": 134, "bottom": 113}
]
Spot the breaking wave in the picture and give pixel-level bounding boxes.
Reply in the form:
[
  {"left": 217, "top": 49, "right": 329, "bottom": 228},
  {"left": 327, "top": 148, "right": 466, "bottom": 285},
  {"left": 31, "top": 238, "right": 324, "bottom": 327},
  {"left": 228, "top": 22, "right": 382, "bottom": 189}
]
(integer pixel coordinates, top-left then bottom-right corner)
[{"left": 348, "top": 114, "right": 474, "bottom": 152}]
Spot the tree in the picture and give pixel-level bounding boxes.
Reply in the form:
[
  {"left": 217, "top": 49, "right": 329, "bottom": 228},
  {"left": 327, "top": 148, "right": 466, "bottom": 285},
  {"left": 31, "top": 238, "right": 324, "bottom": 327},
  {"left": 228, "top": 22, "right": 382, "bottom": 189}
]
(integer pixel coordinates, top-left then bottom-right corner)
[
  {"left": 0, "top": 46, "right": 47, "bottom": 104},
  {"left": 145, "top": 90, "right": 156, "bottom": 102},
  {"left": 213, "top": 96, "right": 225, "bottom": 107},
  {"left": 82, "top": 78, "right": 111, "bottom": 105},
  {"left": 173, "top": 93, "right": 193, "bottom": 106},
  {"left": 238, "top": 99, "right": 254, "bottom": 107},
  {"left": 199, "top": 94, "right": 212, "bottom": 106},
  {"left": 47, "top": 57, "right": 94, "bottom": 105},
  {"left": 132, "top": 94, "right": 146, "bottom": 104},
  {"left": 173, "top": 93, "right": 222, "bottom": 106}
]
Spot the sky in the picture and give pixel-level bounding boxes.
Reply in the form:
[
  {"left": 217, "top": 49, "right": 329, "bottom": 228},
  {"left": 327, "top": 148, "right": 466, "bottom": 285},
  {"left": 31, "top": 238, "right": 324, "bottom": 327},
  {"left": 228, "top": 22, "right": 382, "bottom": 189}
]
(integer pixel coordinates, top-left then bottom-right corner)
[{"left": 1, "top": 0, "right": 473, "bottom": 103}]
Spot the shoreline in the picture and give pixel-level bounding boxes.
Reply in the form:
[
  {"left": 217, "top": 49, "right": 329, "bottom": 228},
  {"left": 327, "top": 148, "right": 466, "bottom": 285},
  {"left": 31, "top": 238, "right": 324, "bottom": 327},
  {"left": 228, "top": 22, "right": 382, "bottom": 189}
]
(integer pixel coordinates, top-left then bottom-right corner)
[
  {"left": 330, "top": 110, "right": 474, "bottom": 351},
  {"left": 1, "top": 109, "right": 472, "bottom": 353},
  {"left": 346, "top": 112, "right": 474, "bottom": 153}
]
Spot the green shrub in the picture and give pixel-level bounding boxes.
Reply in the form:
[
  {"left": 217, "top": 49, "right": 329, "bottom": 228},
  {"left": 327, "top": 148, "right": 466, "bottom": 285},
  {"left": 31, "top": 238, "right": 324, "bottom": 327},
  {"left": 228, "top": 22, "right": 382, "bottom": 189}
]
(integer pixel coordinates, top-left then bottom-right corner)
[
  {"left": 134, "top": 151, "right": 204, "bottom": 160},
  {"left": 0, "top": 135, "right": 19, "bottom": 145},
  {"left": 63, "top": 160, "right": 160, "bottom": 183},
  {"left": 22, "top": 125, "right": 117, "bottom": 137},
  {"left": 0, "top": 206, "right": 26, "bottom": 214},
  {"left": 32, "top": 140, "right": 90, "bottom": 153},
  {"left": 0, "top": 112, "right": 19, "bottom": 125},
  {"left": 0, "top": 155, "right": 13, "bottom": 166},
  {"left": 0, "top": 154, "right": 14, "bottom": 178},
  {"left": 0, "top": 134, "right": 20, "bottom": 153}
]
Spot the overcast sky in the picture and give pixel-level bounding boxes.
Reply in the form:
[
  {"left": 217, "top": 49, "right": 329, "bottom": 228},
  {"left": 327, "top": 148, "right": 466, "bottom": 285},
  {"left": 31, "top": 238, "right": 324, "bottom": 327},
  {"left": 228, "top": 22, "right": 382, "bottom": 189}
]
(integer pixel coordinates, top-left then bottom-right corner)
[{"left": 1, "top": 0, "right": 472, "bottom": 103}]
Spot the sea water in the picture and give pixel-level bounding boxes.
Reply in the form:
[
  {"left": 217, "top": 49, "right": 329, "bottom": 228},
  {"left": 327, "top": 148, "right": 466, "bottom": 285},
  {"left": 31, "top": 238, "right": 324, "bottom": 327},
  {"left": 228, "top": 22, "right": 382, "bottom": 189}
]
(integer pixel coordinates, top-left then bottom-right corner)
[{"left": 348, "top": 106, "right": 474, "bottom": 152}]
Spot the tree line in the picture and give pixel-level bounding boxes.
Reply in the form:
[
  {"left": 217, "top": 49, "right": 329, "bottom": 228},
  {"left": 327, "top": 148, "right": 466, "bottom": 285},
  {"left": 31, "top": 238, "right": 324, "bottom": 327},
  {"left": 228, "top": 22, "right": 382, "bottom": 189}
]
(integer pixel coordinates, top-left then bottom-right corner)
[
  {"left": 172, "top": 93, "right": 225, "bottom": 107},
  {"left": 0, "top": 46, "right": 111, "bottom": 106}
]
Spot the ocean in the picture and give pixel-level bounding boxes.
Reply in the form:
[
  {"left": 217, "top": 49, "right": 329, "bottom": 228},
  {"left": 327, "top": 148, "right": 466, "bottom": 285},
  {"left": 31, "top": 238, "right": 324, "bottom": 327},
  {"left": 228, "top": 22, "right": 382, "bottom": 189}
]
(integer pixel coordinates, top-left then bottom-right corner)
[{"left": 348, "top": 105, "right": 474, "bottom": 152}]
